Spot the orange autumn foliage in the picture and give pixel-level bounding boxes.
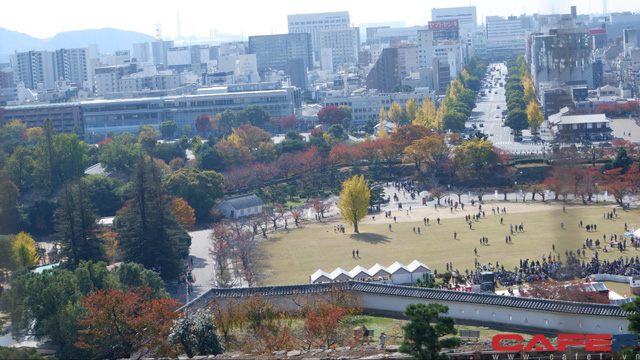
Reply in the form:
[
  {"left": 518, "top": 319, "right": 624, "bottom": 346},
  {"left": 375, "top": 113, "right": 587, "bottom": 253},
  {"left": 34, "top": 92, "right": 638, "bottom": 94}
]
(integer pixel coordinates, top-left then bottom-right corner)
[
  {"left": 75, "top": 287, "right": 181, "bottom": 359},
  {"left": 171, "top": 197, "right": 196, "bottom": 227}
]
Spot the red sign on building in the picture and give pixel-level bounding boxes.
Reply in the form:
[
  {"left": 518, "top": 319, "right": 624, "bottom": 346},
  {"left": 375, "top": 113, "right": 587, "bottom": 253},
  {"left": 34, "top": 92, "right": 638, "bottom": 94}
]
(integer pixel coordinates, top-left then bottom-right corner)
[
  {"left": 428, "top": 20, "right": 459, "bottom": 30},
  {"left": 589, "top": 29, "right": 607, "bottom": 35}
]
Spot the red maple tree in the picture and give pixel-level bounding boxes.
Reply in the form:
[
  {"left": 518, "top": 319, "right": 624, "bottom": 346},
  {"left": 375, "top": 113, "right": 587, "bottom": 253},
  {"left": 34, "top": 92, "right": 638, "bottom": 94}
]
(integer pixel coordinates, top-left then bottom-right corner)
[{"left": 75, "top": 287, "right": 181, "bottom": 359}]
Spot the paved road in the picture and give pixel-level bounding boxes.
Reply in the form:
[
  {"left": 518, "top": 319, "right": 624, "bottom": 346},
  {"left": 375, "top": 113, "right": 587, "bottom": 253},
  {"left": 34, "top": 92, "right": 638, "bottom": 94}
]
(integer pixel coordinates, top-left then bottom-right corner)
[
  {"left": 468, "top": 62, "right": 551, "bottom": 155},
  {"left": 170, "top": 229, "right": 216, "bottom": 305}
]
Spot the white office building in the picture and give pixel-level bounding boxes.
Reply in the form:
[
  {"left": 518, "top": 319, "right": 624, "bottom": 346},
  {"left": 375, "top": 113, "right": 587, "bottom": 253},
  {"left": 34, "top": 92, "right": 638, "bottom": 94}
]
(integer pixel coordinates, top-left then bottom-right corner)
[
  {"left": 417, "top": 30, "right": 463, "bottom": 82},
  {"left": 319, "top": 27, "right": 360, "bottom": 70},
  {"left": 167, "top": 47, "right": 191, "bottom": 70},
  {"left": 288, "top": 11, "right": 350, "bottom": 61},
  {"left": 431, "top": 6, "right": 477, "bottom": 33},
  {"left": 486, "top": 16, "right": 527, "bottom": 59}
]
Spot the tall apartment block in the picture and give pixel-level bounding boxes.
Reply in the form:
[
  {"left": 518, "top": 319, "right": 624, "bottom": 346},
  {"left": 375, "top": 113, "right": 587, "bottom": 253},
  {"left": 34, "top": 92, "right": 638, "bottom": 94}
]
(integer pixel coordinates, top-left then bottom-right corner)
[
  {"left": 54, "top": 48, "right": 91, "bottom": 85},
  {"left": 287, "top": 11, "right": 350, "bottom": 61},
  {"left": 366, "top": 47, "right": 399, "bottom": 93},
  {"left": 11, "top": 50, "right": 56, "bottom": 90}
]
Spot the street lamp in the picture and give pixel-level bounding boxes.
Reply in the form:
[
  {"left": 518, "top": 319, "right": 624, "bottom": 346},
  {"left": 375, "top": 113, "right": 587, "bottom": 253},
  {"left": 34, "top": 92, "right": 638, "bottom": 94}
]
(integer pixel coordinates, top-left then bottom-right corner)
[
  {"left": 514, "top": 181, "right": 518, "bottom": 201},
  {"left": 595, "top": 183, "right": 598, "bottom": 204}
]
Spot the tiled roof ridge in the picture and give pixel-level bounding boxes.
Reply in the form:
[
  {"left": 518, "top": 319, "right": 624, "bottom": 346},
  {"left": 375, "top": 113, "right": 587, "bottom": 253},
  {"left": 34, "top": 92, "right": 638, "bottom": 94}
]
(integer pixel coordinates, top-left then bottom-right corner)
[{"left": 183, "top": 281, "right": 630, "bottom": 318}]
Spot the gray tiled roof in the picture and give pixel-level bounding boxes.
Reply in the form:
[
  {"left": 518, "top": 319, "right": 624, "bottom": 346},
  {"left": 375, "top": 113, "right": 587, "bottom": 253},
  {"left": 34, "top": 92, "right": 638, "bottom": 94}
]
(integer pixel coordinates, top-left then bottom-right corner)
[
  {"left": 183, "top": 281, "right": 630, "bottom": 318},
  {"left": 218, "top": 194, "right": 264, "bottom": 210}
]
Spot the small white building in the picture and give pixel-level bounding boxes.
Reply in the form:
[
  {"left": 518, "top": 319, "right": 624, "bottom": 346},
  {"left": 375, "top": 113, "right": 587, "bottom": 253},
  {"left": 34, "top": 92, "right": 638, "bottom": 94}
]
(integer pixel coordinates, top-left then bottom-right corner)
[{"left": 215, "top": 193, "right": 265, "bottom": 219}]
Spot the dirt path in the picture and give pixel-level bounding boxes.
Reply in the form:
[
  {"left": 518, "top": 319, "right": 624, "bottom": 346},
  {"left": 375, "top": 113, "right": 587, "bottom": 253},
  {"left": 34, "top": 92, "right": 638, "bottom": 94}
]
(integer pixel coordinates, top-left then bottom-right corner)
[{"left": 314, "top": 201, "right": 606, "bottom": 227}]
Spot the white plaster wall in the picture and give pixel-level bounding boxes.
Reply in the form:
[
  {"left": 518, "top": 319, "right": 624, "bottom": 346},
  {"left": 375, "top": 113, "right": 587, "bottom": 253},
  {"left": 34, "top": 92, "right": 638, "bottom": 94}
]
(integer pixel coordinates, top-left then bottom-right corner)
[
  {"left": 359, "top": 293, "right": 628, "bottom": 334},
  {"left": 391, "top": 273, "right": 412, "bottom": 284}
]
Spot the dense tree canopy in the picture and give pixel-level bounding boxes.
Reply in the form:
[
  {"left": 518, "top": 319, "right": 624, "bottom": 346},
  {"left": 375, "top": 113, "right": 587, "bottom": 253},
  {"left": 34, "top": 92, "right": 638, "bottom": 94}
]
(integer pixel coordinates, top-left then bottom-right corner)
[
  {"left": 117, "top": 158, "right": 191, "bottom": 280},
  {"left": 164, "top": 167, "right": 225, "bottom": 222}
]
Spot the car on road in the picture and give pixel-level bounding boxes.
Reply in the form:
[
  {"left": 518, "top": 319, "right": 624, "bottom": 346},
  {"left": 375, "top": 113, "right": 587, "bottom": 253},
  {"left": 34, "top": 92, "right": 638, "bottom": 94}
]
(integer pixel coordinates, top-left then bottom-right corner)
[
  {"left": 495, "top": 91, "right": 498, "bottom": 94},
  {"left": 497, "top": 105, "right": 500, "bottom": 109},
  {"left": 479, "top": 123, "right": 484, "bottom": 127}
]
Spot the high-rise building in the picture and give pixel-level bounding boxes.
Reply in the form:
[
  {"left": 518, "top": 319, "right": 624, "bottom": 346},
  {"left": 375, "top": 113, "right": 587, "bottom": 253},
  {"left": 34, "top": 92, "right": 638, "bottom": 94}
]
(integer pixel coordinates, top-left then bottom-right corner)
[
  {"left": 319, "top": 27, "right": 360, "bottom": 70},
  {"left": 133, "top": 42, "right": 152, "bottom": 63},
  {"left": 152, "top": 40, "right": 175, "bottom": 67},
  {"left": 485, "top": 16, "right": 528, "bottom": 59},
  {"left": 433, "top": 58, "right": 451, "bottom": 94},
  {"left": 366, "top": 47, "right": 399, "bottom": 93},
  {"left": 0, "top": 69, "right": 14, "bottom": 88},
  {"left": 54, "top": 48, "right": 91, "bottom": 85},
  {"left": 248, "top": 33, "right": 313, "bottom": 71},
  {"left": 431, "top": 6, "right": 477, "bottom": 33},
  {"left": 288, "top": 11, "right": 350, "bottom": 61},
  {"left": 528, "top": 16, "right": 593, "bottom": 89},
  {"left": 11, "top": 50, "right": 56, "bottom": 90},
  {"left": 623, "top": 29, "right": 640, "bottom": 55},
  {"left": 166, "top": 47, "right": 192, "bottom": 72},
  {"left": 286, "top": 58, "right": 307, "bottom": 90},
  {"left": 417, "top": 29, "right": 463, "bottom": 86}
]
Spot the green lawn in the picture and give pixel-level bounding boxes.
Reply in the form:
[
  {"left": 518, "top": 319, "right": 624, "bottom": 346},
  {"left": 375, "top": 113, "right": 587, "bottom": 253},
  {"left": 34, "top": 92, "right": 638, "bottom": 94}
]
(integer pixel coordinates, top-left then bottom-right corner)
[
  {"left": 343, "top": 315, "right": 532, "bottom": 346},
  {"left": 602, "top": 281, "right": 637, "bottom": 299},
  {"left": 259, "top": 206, "right": 640, "bottom": 286}
]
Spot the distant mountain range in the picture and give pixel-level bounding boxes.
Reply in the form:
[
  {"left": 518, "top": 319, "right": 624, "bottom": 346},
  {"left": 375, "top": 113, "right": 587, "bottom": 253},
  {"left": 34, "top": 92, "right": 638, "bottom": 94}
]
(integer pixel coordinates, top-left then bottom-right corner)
[{"left": 0, "top": 27, "right": 157, "bottom": 62}]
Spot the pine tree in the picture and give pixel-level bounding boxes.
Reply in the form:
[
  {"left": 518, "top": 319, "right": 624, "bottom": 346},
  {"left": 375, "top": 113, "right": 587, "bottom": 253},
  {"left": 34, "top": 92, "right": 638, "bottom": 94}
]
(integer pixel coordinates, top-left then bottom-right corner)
[
  {"left": 54, "top": 180, "right": 105, "bottom": 267},
  {"left": 117, "top": 157, "right": 190, "bottom": 280}
]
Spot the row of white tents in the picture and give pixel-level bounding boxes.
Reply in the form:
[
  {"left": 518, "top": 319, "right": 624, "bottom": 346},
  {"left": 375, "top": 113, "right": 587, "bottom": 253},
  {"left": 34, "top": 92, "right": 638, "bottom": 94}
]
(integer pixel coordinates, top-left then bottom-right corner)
[{"left": 310, "top": 260, "right": 431, "bottom": 285}]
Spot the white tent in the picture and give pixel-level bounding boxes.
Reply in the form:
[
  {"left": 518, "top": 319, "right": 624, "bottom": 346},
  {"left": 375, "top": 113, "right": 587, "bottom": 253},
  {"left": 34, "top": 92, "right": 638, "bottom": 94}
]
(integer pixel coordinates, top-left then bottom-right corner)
[
  {"left": 349, "top": 265, "right": 372, "bottom": 280},
  {"left": 309, "top": 260, "right": 430, "bottom": 284},
  {"left": 369, "top": 263, "right": 391, "bottom": 278},
  {"left": 388, "top": 262, "right": 412, "bottom": 284},
  {"left": 407, "top": 260, "right": 431, "bottom": 282},
  {"left": 330, "top": 267, "right": 352, "bottom": 281},
  {"left": 634, "top": 228, "right": 640, "bottom": 239},
  {"left": 310, "top": 269, "right": 332, "bottom": 284}
]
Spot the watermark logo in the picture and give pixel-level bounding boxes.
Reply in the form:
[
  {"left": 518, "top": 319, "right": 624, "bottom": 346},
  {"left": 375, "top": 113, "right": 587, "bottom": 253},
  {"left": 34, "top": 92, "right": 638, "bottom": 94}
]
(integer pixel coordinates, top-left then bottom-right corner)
[{"left": 491, "top": 334, "right": 639, "bottom": 359}]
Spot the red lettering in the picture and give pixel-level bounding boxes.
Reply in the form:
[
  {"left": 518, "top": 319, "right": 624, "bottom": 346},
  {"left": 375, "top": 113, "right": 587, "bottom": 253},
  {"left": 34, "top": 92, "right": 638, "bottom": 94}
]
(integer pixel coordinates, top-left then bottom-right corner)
[
  {"left": 586, "top": 335, "right": 612, "bottom": 351},
  {"left": 523, "top": 334, "right": 556, "bottom": 352},
  {"left": 557, "top": 334, "right": 584, "bottom": 351},
  {"left": 492, "top": 334, "right": 524, "bottom": 351}
]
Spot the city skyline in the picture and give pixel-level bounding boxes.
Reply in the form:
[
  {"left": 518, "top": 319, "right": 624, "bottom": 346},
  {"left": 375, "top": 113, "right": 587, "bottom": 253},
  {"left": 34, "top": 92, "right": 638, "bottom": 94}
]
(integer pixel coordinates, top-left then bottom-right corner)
[{"left": 3, "top": 0, "right": 639, "bottom": 40}]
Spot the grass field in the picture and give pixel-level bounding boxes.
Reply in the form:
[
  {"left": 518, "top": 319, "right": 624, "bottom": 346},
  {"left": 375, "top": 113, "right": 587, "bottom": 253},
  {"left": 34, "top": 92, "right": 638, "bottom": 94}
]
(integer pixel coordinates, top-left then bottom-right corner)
[
  {"left": 342, "top": 315, "right": 532, "bottom": 346},
  {"left": 259, "top": 204, "right": 640, "bottom": 286}
]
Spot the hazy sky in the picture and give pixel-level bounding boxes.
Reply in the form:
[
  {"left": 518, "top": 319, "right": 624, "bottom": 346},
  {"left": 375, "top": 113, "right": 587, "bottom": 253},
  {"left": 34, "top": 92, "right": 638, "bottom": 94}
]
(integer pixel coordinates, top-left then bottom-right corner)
[{"left": 3, "top": 0, "right": 639, "bottom": 39}]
